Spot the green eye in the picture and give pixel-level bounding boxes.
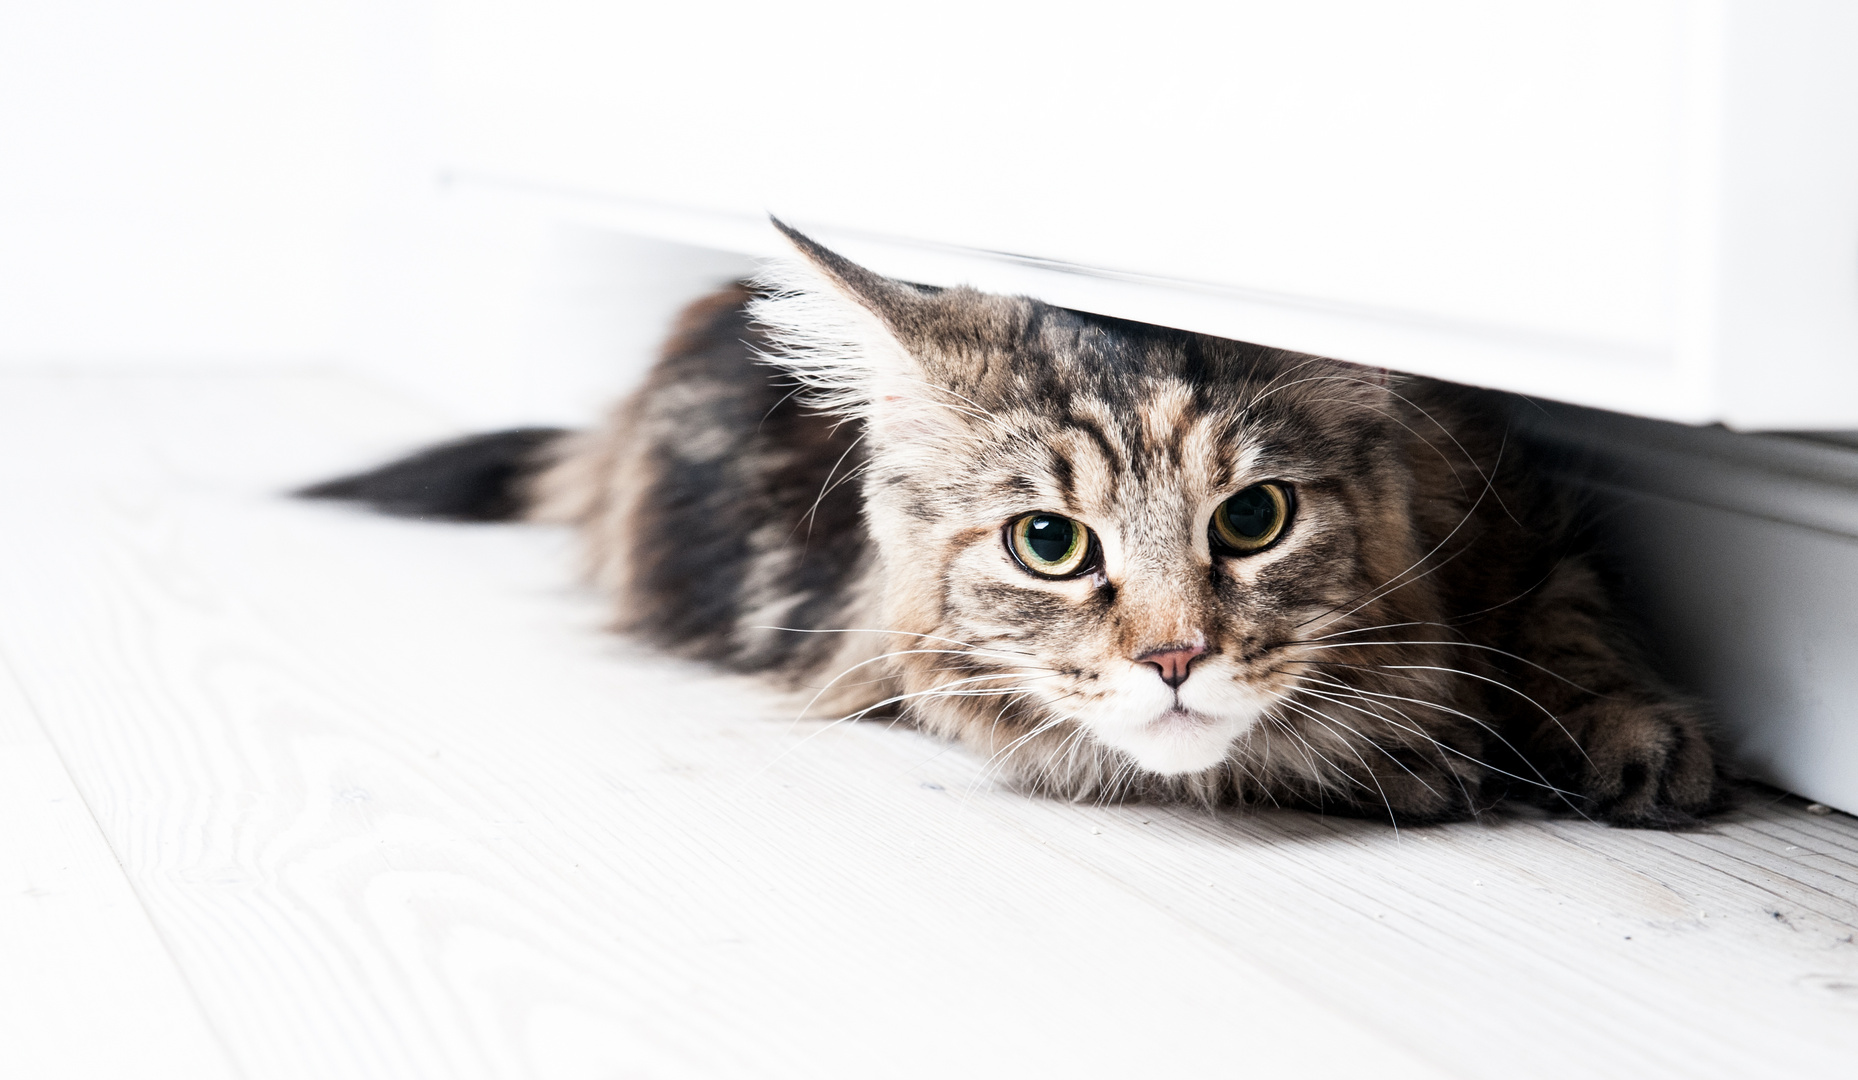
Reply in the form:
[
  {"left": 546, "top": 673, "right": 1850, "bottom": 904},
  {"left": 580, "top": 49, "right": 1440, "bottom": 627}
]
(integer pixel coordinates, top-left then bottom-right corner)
[
  {"left": 1211, "top": 482, "right": 1292, "bottom": 554},
  {"left": 1008, "top": 513, "right": 1094, "bottom": 578}
]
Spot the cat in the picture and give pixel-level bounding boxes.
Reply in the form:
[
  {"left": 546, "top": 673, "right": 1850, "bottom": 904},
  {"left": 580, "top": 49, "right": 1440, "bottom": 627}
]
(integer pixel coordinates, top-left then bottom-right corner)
[{"left": 302, "top": 220, "right": 1722, "bottom": 828}]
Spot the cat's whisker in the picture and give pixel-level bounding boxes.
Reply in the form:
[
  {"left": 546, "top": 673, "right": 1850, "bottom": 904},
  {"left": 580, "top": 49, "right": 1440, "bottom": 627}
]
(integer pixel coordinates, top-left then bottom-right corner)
[
  {"left": 1291, "top": 676, "right": 1585, "bottom": 811},
  {"left": 809, "top": 683, "right": 1045, "bottom": 749},
  {"left": 1237, "top": 354, "right": 1334, "bottom": 409},
  {"left": 1379, "top": 385, "right": 1524, "bottom": 529},
  {"left": 1286, "top": 679, "right": 1464, "bottom": 765},
  {"left": 1303, "top": 566, "right": 1569, "bottom": 641},
  {"left": 1303, "top": 620, "right": 1452, "bottom": 643},
  {"left": 1300, "top": 517, "right": 1484, "bottom": 637},
  {"left": 1266, "top": 707, "right": 1386, "bottom": 801},
  {"left": 1365, "top": 662, "right": 1595, "bottom": 767},
  {"left": 915, "top": 380, "right": 1008, "bottom": 427},
  {"left": 893, "top": 674, "right": 1063, "bottom": 704},
  {"left": 791, "top": 430, "right": 868, "bottom": 540},
  {"left": 1059, "top": 724, "right": 1100, "bottom": 795},
  {"left": 1241, "top": 368, "right": 1367, "bottom": 412},
  {"left": 876, "top": 381, "right": 996, "bottom": 424},
  {"left": 1303, "top": 543, "right": 1479, "bottom": 638},
  {"left": 1250, "top": 722, "right": 1297, "bottom": 812},
  {"left": 1267, "top": 690, "right": 1442, "bottom": 802},
  {"left": 1292, "top": 639, "right": 1607, "bottom": 697},
  {"left": 1290, "top": 659, "right": 1433, "bottom": 686},
  {"left": 977, "top": 690, "right": 1082, "bottom": 756},
  {"left": 993, "top": 689, "right": 1086, "bottom": 750},
  {"left": 976, "top": 715, "right": 1069, "bottom": 803},
  {"left": 1296, "top": 685, "right": 1478, "bottom": 815},
  {"left": 910, "top": 686, "right": 1057, "bottom": 702},
  {"left": 1301, "top": 395, "right": 1473, "bottom": 498},
  {"left": 1289, "top": 672, "right": 1514, "bottom": 816},
  {"left": 1267, "top": 696, "right": 1407, "bottom": 831},
  {"left": 964, "top": 703, "right": 1086, "bottom": 802},
  {"left": 795, "top": 462, "right": 873, "bottom": 539},
  {"left": 1298, "top": 433, "right": 1509, "bottom": 633},
  {"left": 1437, "top": 559, "right": 1566, "bottom": 626},
  {"left": 1092, "top": 755, "right": 1141, "bottom": 808},
  {"left": 748, "top": 624, "right": 1040, "bottom": 660},
  {"left": 750, "top": 622, "right": 1069, "bottom": 781},
  {"left": 1026, "top": 713, "right": 1098, "bottom": 799},
  {"left": 1292, "top": 674, "right": 1512, "bottom": 758},
  {"left": 1294, "top": 370, "right": 1523, "bottom": 527},
  {"left": 792, "top": 661, "right": 1058, "bottom": 695},
  {"left": 1260, "top": 714, "right": 1335, "bottom": 800},
  {"left": 756, "top": 380, "right": 810, "bottom": 429},
  {"left": 821, "top": 644, "right": 1045, "bottom": 685},
  {"left": 1280, "top": 670, "right": 1461, "bottom": 769},
  {"left": 782, "top": 646, "right": 1047, "bottom": 730}
]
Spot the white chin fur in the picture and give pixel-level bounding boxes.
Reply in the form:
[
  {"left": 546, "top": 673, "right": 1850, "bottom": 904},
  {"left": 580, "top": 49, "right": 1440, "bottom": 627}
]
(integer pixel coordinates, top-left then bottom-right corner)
[{"left": 1093, "top": 709, "right": 1252, "bottom": 776}]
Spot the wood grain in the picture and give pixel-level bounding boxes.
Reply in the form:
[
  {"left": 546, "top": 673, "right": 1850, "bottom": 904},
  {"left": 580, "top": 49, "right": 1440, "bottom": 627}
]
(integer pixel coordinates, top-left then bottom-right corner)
[
  {"left": 3, "top": 372, "right": 1856, "bottom": 1079},
  {"left": 0, "top": 633, "right": 238, "bottom": 1079}
]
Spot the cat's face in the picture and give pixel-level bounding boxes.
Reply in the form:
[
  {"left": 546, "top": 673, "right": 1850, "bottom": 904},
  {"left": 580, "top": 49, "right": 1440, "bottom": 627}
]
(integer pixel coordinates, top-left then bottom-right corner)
[
  {"left": 885, "top": 383, "right": 1405, "bottom": 776},
  {"left": 753, "top": 226, "right": 1427, "bottom": 788}
]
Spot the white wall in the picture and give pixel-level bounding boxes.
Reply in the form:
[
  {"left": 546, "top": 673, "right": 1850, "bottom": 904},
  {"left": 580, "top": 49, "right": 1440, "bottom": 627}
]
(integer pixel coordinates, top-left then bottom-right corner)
[
  {"left": 0, "top": 1, "right": 360, "bottom": 363},
  {"left": 0, "top": 0, "right": 751, "bottom": 428},
  {"left": 347, "top": 202, "right": 753, "bottom": 427}
]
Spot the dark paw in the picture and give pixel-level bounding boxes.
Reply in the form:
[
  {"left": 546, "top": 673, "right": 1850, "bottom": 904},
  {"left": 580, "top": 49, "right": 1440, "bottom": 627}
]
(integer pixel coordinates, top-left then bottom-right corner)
[{"left": 1555, "top": 698, "right": 1721, "bottom": 828}]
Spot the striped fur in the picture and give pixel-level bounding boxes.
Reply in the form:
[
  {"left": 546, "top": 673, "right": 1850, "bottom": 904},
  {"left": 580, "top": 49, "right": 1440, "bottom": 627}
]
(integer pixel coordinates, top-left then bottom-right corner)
[{"left": 529, "top": 226, "right": 1721, "bottom": 827}]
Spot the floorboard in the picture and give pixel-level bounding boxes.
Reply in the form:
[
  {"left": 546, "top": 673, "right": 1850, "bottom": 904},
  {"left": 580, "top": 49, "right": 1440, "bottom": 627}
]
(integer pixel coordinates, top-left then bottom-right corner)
[
  {"left": 0, "top": 627, "right": 238, "bottom": 1079},
  {"left": 3, "top": 371, "right": 1855, "bottom": 1079}
]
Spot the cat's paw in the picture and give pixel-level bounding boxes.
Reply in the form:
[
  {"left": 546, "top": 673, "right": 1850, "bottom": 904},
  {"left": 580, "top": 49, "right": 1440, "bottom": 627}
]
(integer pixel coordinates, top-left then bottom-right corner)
[{"left": 1550, "top": 697, "right": 1721, "bottom": 828}]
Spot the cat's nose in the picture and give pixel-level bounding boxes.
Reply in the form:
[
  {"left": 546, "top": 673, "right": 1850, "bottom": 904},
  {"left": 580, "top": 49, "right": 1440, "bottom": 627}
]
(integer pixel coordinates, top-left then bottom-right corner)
[{"left": 1136, "top": 642, "right": 1206, "bottom": 689}]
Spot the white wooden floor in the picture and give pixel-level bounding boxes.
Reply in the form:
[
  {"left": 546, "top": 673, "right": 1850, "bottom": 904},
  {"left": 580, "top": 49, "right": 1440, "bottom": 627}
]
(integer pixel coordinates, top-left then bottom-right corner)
[{"left": 4, "top": 371, "right": 1858, "bottom": 1080}]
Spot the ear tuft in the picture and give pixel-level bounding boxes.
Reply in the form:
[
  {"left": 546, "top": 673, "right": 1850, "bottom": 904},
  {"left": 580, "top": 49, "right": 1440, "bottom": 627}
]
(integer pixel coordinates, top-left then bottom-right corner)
[
  {"left": 765, "top": 218, "right": 929, "bottom": 330},
  {"left": 747, "top": 221, "right": 925, "bottom": 425}
]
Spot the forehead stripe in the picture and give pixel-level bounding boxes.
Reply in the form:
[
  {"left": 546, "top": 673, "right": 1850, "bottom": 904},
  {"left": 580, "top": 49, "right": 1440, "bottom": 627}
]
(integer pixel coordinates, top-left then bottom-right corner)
[
  {"left": 1070, "top": 415, "right": 1126, "bottom": 480},
  {"left": 1047, "top": 451, "right": 1076, "bottom": 504}
]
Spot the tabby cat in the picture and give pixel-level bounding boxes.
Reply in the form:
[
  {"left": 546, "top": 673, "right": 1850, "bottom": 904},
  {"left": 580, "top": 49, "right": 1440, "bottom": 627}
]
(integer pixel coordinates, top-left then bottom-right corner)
[{"left": 303, "top": 221, "right": 1721, "bottom": 827}]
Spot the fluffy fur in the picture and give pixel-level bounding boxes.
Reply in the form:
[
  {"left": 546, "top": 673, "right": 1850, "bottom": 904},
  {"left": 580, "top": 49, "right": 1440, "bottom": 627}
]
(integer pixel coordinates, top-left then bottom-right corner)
[{"left": 318, "top": 224, "right": 1723, "bottom": 827}]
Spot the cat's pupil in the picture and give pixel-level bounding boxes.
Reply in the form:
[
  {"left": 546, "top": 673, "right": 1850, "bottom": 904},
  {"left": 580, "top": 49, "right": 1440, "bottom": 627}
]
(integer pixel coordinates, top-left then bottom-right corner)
[
  {"left": 1224, "top": 487, "right": 1278, "bottom": 538},
  {"left": 1025, "top": 516, "right": 1075, "bottom": 562}
]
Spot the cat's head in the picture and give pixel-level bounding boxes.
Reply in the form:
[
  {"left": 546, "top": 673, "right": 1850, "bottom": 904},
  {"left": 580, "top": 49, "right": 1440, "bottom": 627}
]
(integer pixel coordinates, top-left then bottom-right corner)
[{"left": 752, "top": 223, "right": 1443, "bottom": 797}]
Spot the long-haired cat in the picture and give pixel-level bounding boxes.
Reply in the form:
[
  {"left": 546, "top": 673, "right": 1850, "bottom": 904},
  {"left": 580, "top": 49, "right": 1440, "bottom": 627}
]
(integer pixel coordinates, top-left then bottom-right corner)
[{"left": 303, "top": 222, "right": 1721, "bottom": 827}]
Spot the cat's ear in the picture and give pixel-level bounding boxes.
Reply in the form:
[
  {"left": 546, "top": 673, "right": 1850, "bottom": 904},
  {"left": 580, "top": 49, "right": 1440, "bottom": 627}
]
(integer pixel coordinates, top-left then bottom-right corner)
[
  {"left": 749, "top": 219, "right": 953, "bottom": 441},
  {"left": 765, "top": 218, "right": 928, "bottom": 335}
]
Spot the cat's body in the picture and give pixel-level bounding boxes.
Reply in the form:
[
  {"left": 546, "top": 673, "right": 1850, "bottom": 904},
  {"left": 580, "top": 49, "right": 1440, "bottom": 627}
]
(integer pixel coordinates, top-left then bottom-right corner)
[{"left": 306, "top": 225, "right": 1720, "bottom": 827}]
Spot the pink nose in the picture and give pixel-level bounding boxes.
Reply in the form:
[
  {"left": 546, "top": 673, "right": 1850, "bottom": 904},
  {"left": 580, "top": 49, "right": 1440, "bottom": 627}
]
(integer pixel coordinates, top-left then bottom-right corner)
[{"left": 1136, "top": 643, "right": 1206, "bottom": 689}]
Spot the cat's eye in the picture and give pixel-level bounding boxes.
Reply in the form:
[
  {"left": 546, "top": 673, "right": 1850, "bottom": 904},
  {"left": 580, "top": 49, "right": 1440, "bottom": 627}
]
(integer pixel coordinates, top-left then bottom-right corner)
[
  {"left": 1007, "top": 513, "right": 1094, "bottom": 578},
  {"left": 1211, "top": 482, "right": 1293, "bottom": 554}
]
